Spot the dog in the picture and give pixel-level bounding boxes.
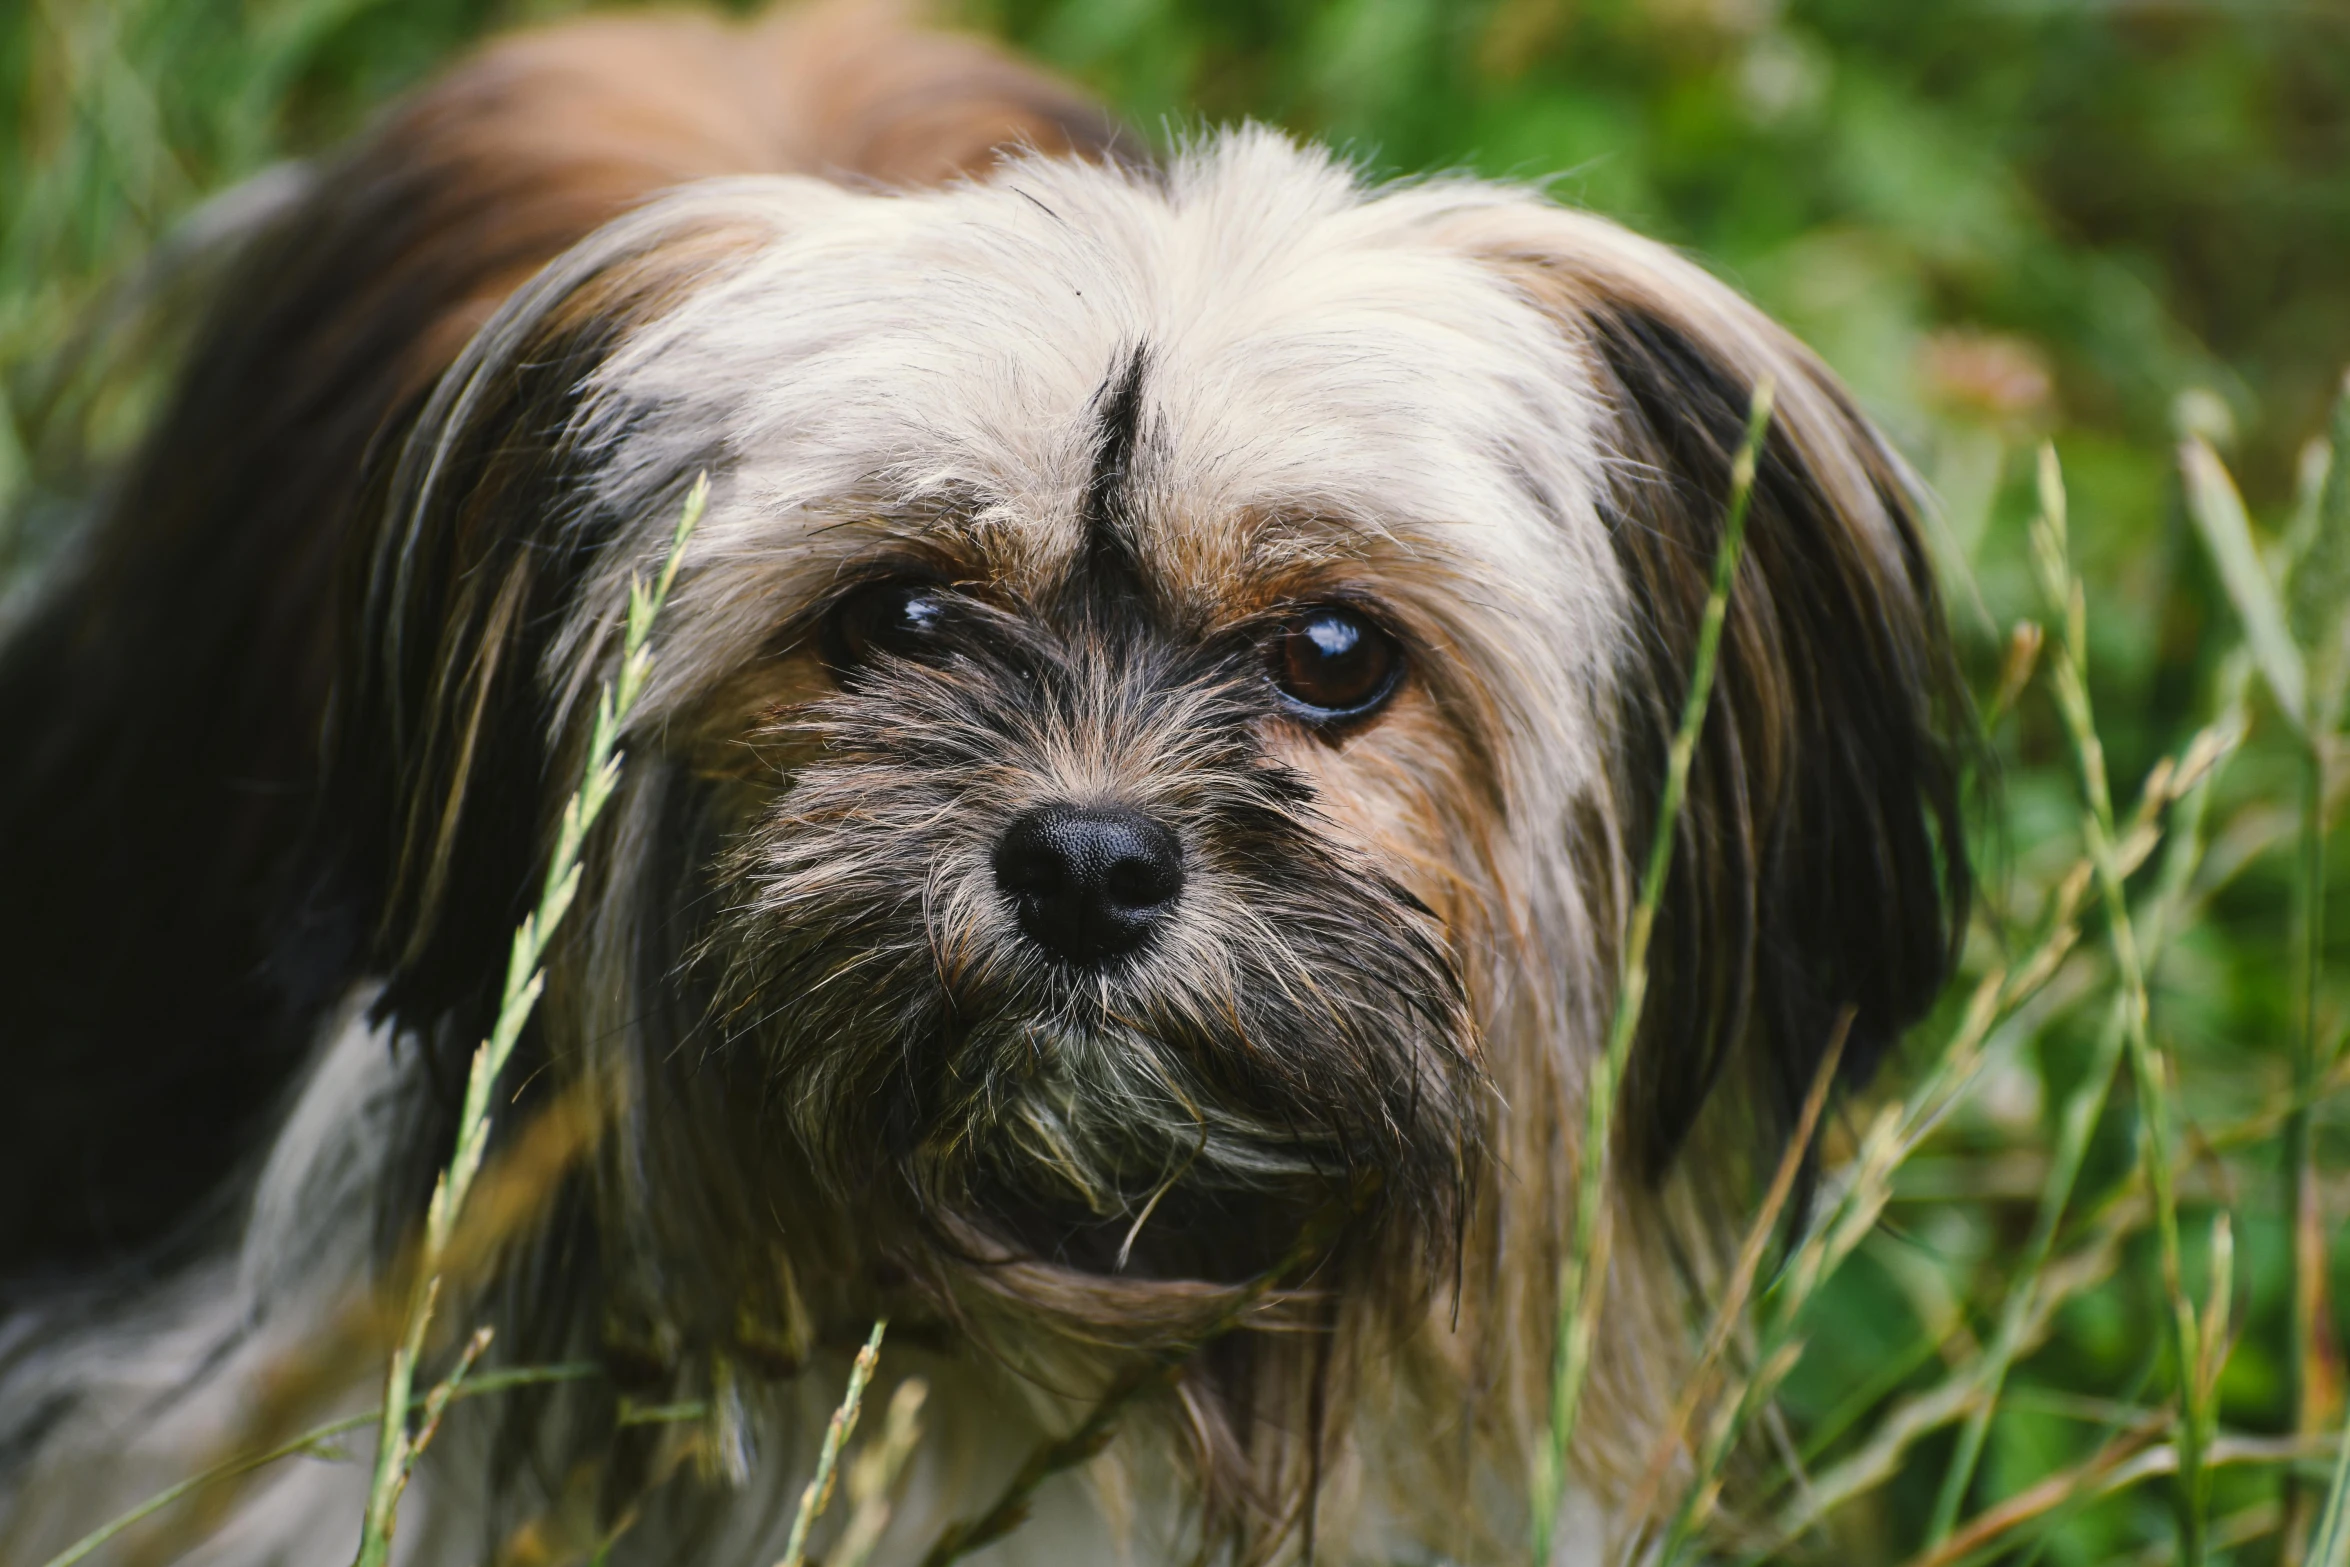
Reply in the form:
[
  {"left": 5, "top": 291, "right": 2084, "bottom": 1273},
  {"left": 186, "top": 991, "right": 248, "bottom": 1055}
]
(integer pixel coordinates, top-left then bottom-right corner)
[{"left": 0, "top": 3, "right": 1967, "bottom": 1562}]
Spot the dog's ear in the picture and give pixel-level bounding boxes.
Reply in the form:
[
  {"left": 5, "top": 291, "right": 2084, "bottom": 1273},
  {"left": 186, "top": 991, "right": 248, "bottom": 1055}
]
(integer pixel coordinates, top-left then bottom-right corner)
[
  {"left": 336, "top": 201, "right": 774, "bottom": 1044},
  {"left": 1456, "top": 207, "right": 1972, "bottom": 1180}
]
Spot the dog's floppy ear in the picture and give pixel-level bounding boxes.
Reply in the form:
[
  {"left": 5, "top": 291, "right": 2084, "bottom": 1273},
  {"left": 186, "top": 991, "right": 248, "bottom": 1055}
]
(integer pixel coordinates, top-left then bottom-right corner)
[
  {"left": 339, "top": 207, "right": 771, "bottom": 1044},
  {"left": 1458, "top": 207, "right": 1971, "bottom": 1180}
]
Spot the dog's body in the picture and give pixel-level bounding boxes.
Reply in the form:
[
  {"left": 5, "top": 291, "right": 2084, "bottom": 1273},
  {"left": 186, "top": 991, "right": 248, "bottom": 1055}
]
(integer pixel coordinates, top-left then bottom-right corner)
[{"left": 0, "top": 6, "right": 1966, "bottom": 1563}]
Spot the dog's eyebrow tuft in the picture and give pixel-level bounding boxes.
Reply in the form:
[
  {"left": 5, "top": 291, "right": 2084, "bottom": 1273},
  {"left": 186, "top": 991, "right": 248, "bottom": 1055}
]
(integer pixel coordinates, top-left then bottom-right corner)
[
  {"left": 1082, "top": 343, "right": 1150, "bottom": 531},
  {"left": 1070, "top": 342, "right": 1153, "bottom": 615}
]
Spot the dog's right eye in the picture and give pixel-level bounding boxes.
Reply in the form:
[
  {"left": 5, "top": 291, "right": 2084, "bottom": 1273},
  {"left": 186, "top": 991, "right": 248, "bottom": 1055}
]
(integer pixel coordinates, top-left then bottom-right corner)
[{"left": 821, "top": 581, "right": 951, "bottom": 673}]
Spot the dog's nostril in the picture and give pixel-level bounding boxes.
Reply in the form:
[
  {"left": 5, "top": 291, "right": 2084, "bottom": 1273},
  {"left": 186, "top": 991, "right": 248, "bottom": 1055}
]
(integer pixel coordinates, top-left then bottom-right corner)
[
  {"left": 993, "top": 804, "right": 1185, "bottom": 966},
  {"left": 1102, "top": 853, "right": 1180, "bottom": 909}
]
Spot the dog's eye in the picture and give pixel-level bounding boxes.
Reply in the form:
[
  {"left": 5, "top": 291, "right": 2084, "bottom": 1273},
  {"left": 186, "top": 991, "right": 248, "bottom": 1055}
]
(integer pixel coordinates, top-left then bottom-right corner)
[
  {"left": 822, "top": 580, "right": 951, "bottom": 672},
  {"left": 1269, "top": 606, "right": 1401, "bottom": 719}
]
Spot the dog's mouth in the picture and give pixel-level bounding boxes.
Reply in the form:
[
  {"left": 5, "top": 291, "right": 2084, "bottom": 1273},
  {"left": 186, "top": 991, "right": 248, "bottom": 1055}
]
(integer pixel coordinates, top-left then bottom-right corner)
[
  {"left": 896, "top": 1015, "right": 1412, "bottom": 1289},
  {"left": 947, "top": 1168, "right": 1341, "bottom": 1286}
]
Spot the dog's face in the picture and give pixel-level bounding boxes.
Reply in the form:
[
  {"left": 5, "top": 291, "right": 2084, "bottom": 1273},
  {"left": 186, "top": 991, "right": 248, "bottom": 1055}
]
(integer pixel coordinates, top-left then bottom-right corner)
[
  {"left": 712, "top": 525, "right": 1488, "bottom": 1287},
  {"left": 635, "top": 153, "right": 1642, "bottom": 1293},
  {"left": 353, "top": 130, "right": 1962, "bottom": 1471}
]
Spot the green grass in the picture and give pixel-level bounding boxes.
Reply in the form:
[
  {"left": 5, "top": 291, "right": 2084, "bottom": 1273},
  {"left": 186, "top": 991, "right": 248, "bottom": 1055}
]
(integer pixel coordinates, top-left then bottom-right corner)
[{"left": 8, "top": 1, "right": 2350, "bottom": 1563}]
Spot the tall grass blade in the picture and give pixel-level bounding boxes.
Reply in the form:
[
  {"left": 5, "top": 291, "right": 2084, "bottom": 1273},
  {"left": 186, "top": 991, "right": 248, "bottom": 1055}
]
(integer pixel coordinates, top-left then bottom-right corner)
[
  {"left": 350, "top": 475, "right": 706, "bottom": 1567},
  {"left": 2185, "top": 434, "right": 2308, "bottom": 732},
  {"left": 2040, "top": 445, "right": 2203, "bottom": 1557},
  {"left": 2311, "top": 1394, "right": 2350, "bottom": 1567},
  {"left": 2286, "top": 369, "right": 2350, "bottom": 1561},
  {"left": 1530, "top": 378, "right": 1775, "bottom": 1566},
  {"left": 1929, "top": 446, "right": 2204, "bottom": 1558},
  {"left": 1763, "top": 673, "right": 2243, "bottom": 1555},
  {"left": 777, "top": 1319, "right": 887, "bottom": 1567},
  {"left": 1621, "top": 1011, "right": 1853, "bottom": 1544},
  {"left": 35, "top": 1364, "right": 598, "bottom": 1567},
  {"left": 832, "top": 1378, "right": 930, "bottom": 1567},
  {"left": 2291, "top": 371, "right": 2350, "bottom": 733},
  {"left": 1664, "top": 1102, "right": 1911, "bottom": 1562},
  {"left": 2288, "top": 705, "right": 2334, "bottom": 1560}
]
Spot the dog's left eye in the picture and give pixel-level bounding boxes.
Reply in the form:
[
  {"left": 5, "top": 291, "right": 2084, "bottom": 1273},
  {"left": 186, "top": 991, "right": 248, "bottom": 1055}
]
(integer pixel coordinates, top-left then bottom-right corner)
[
  {"left": 822, "top": 580, "right": 951, "bottom": 673},
  {"left": 1269, "top": 606, "right": 1402, "bottom": 719}
]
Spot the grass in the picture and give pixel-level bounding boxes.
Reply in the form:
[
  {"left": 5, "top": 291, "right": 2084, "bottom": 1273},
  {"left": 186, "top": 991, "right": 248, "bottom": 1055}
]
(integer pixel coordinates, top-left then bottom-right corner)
[
  {"left": 1534, "top": 378, "right": 1775, "bottom": 1564},
  {"left": 34, "top": 1363, "right": 604, "bottom": 1567},
  {"left": 7, "top": 2, "right": 2350, "bottom": 1564},
  {"left": 350, "top": 477, "right": 707, "bottom": 1564},
  {"left": 779, "top": 1320, "right": 890, "bottom": 1567}
]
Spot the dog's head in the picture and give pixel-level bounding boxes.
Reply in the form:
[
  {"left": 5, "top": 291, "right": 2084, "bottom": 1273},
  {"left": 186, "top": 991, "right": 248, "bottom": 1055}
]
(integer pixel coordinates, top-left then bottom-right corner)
[{"left": 342, "top": 128, "right": 1964, "bottom": 1525}]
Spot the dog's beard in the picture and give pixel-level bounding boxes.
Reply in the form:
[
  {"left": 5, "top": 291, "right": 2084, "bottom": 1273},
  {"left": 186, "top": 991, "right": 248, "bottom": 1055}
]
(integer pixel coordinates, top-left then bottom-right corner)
[{"left": 700, "top": 611, "right": 1483, "bottom": 1309}]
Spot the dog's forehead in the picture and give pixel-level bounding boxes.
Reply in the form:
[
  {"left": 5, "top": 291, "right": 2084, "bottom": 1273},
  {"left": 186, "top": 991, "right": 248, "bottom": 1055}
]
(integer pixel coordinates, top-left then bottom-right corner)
[{"left": 600, "top": 136, "right": 1612, "bottom": 625}]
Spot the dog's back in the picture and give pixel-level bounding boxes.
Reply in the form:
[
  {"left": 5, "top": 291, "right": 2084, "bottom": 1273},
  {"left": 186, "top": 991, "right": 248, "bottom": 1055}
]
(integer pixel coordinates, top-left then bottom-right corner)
[{"left": 0, "top": 0, "right": 1124, "bottom": 1277}]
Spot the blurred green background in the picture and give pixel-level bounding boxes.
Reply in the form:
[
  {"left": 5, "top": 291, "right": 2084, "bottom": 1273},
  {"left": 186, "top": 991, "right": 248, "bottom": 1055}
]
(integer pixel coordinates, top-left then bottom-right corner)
[
  {"left": 10, "top": 0, "right": 2350, "bottom": 533},
  {"left": 6, "top": 1, "right": 2350, "bottom": 1562}
]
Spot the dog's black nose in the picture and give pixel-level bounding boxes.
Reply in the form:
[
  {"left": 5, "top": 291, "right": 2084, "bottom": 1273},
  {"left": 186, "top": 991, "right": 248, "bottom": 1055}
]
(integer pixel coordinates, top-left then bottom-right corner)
[{"left": 994, "top": 804, "right": 1185, "bottom": 966}]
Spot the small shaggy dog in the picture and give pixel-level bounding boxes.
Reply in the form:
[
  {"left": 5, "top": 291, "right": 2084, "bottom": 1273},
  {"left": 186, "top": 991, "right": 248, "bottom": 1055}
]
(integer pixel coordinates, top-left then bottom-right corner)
[{"left": 0, "top": 4, "right": 1966, "bottom": 1562}]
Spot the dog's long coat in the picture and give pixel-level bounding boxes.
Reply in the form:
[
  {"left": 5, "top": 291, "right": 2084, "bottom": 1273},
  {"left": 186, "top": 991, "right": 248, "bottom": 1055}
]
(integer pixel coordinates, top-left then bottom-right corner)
[{"left": 0, "top": 5, "right": 1965, "bottom": 1563}]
